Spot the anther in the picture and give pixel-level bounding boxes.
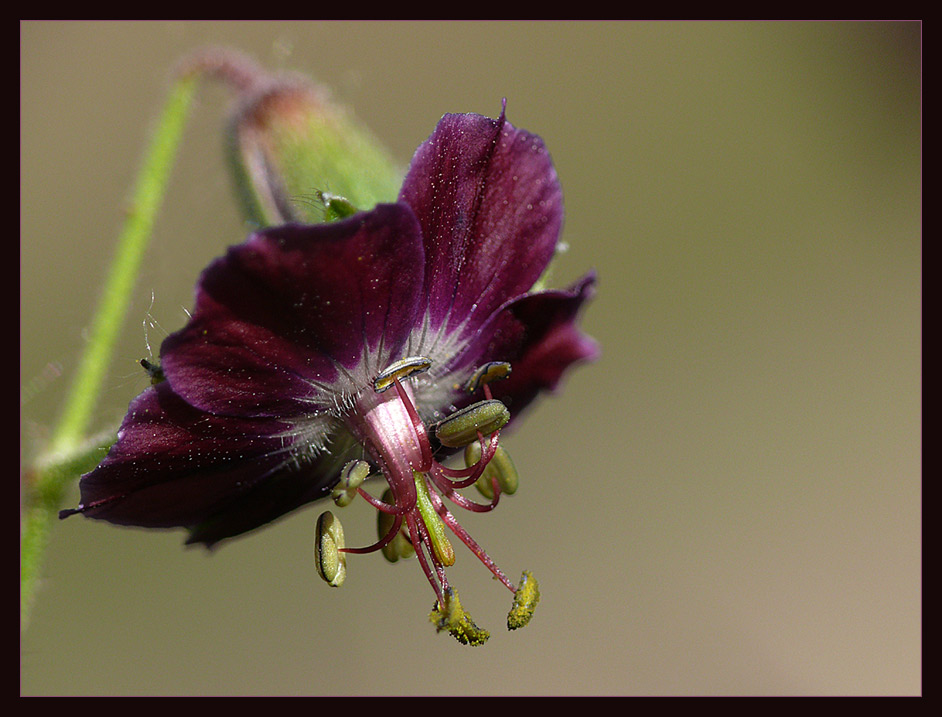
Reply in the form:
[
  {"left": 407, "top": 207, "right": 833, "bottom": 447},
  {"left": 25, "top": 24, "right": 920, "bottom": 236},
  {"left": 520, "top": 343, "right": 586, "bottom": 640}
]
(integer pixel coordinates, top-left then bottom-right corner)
[
  {"left": 465, "top": 442, "right": 519, "bottom": 499},
  {"left": 377, "top": 488, "right": 415, "bottom": 563},
  {"left": 465, "top": 361, "right": 512, "bottom": 393},
  {"left": 332, "top": 459, "right": 370, "bottom": 507},
  {"left": 373, "top": 356, "right": 433, "bottom": 393},
  {"left": 314, "top": 511, "right": 346, "bottom": 587},
  {"left": 434, "top": 399, "right": 510, "bottom": 448},
  {"left": 429, "top": 587, "right": 490, "bottom": 646},
  {"left": 507, "top": 571, "right": 540, "bottom": 630}
]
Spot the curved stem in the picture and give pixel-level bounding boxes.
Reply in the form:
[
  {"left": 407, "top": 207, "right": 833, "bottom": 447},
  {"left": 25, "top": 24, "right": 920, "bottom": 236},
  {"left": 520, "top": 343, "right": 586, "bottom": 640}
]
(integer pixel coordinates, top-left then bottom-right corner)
[
  {"left": 434, "top": 431, "right": 500, "bottom": 485},
  {"left": 340, "top": 513, "right": 403, "bottom": 555},
  {"left": 427, "top": 490, "right": 515, "bottom": 593},
  {"left": 355, "top": 486, "right": 411, "bottom": 515},
  {"left": 393, "top": 379, "right": 432, "bottom": 471},
  {"left": 429, "top": 465, "right": 501, "bottom": 512},
  {"left": 48, "top": 74, "right": 197, "bottom": 457},
  {"left": 20, "top": 430, "right": 117, "bottom": 630}
]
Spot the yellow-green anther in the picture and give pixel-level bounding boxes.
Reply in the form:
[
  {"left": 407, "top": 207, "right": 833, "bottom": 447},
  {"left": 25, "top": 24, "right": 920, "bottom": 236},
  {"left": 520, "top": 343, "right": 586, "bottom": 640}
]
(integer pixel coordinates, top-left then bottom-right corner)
[
  {"left": 507, "top": 571, "right": 540, "bottom": 630},
  {"left": 429, "top": 588, "right": 490, "bottom": 647},
  {"left": 314, "top": 511, "right": 346, "bottom": 587},
  {"left": 464, "top": 442, "right": 519, "bottom": 499},
  {"left": 377, "top": 488, "right": 415, "bottom": 563},
  {"left": 413, "top": 471, "right": 454, "bottom": 567},
  {"left": 332, "top": 459, "right": 370, "bottom": 507},
  {"left": 465, "top": 361, "right": 512, "bottom": 393},
  {"left": 435, "top": 399, "right": 510, "bottom": 448},
  {"left": 373, "top": 356, "right": 432, "bottom": 393}
]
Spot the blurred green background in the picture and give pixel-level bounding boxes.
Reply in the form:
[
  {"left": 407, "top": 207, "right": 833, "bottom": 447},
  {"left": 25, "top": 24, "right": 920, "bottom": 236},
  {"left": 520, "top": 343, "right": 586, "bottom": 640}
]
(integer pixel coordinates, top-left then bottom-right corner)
[{"left": 21, "top": 21, "right": 920, "bottom": 695}]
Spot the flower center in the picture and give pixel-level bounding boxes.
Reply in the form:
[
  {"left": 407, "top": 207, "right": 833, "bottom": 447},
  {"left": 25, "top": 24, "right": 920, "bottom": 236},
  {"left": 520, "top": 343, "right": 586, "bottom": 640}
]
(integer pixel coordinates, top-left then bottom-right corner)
[{"left": 316, "top": 358, "right": 540, "bottom": 645}]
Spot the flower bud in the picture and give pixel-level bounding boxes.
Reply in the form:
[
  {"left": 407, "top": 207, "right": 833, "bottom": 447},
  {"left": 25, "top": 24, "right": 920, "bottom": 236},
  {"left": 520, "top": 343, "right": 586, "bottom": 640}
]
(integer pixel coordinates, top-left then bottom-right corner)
[
  {"left": 229, "top": 78, "right": 402, "bottom": 226},
  {"left": 187, "top": 48, "right": 401, "bottom": 226}
]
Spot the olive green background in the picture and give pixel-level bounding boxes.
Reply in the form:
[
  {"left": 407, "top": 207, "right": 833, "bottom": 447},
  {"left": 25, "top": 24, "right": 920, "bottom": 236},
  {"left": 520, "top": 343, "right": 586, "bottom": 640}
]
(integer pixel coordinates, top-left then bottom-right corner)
[{"left": 21, "top": 21, "right": 920, "bottom": 695}]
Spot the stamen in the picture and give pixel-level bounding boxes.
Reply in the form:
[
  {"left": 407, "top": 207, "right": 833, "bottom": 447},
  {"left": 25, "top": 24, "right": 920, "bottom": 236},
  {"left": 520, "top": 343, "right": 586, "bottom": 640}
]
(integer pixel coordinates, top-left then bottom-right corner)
[
  {"left": 413, "top": 470, "right": 455, "bottom": 567},
  {"left": 435, "top": 431, "right": 501, "bottom": 485},
  {"left": 406, "top": 511, "right": 447, "bottom": 605},
  {"left": 507, "top": 571, "right": 541, "bottom": 630},
  {"left": 393, "top": 379, "right": 433, "bottom": 472},
  {"left": 429, "top": 587, "right": 490, "bottom": 646},
  {"left": 341, "top": 488, "right": 406, "bottom": 556},
  {"left": 377, "top": 488, "right": 415, "bottom": 563},
  {"left": 430, "top": 464, "right": 501, "bottom": 512},
  {"left": 336, "top": 355, "right": 538, "bottom": 642},
  {"left": 354, "top": 486, "right": 411, "bottom": 515},
  {"left": 425, "top": 488, "right": 516, "bottom": 592},
  {"left": 465, "top": 442, "right": 519, "bottom": 499},
  {"left": 331, "top": 459, "right": 370, "bottom": 507},
  {"left": 373, "top": 356, "right": 432, "bottom": 393},
  {"left": 434, "top": 399, "right": 510, "bottom": 448},
  {"left": 465, "top": 361, "right": 511, "bottom": 393},
  {"left": 314, "top": 511, "right": 346, "bottom": 587}
]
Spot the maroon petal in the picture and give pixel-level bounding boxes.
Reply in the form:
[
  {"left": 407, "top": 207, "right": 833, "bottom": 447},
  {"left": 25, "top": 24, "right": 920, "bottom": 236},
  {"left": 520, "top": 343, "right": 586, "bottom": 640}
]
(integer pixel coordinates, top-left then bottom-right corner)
[
  {"left": 160, "top": 204, "right": 426, "bottom": 417},
  {"left": 455, "top": 272, "right": 599, "bottom": 419},
  {"left": 64, "top": 381, "right": 348, "bottom": 545},
  {"left": 399, "top": 105, "right": 563, "bottom": 341}
]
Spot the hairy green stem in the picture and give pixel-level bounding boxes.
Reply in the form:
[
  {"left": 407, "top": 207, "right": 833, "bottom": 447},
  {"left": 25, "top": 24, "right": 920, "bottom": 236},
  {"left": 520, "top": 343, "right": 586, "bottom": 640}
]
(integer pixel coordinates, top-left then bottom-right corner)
[
  {"left": 21, "top": 431, "right": 117, "bottom": 629},
  {"left": 21, "top": 74, "right": 198, "bottom": 631},
  {"left": 49, "top": 75, "right": 197, "bottom": 456}
]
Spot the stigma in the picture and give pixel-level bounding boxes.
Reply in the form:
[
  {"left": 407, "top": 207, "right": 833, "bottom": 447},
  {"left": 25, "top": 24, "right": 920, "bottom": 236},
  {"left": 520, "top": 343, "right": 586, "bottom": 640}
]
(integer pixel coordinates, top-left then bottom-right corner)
[{"left": 315, "top": 357, "right": 539, "bottom": 645}]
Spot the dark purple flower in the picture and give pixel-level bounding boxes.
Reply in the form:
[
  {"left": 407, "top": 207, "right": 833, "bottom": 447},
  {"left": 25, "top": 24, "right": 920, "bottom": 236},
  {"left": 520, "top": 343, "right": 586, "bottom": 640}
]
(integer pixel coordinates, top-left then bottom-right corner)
[{"left": 61, "top": 103, "right": 598, "bottom": 644}]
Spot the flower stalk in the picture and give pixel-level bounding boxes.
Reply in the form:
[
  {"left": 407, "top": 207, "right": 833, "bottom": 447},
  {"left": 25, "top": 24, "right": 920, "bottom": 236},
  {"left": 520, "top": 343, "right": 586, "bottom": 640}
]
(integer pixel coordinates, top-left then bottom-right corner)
[{"left": 20, "top": 73, "right": 198, "bottom": 631}]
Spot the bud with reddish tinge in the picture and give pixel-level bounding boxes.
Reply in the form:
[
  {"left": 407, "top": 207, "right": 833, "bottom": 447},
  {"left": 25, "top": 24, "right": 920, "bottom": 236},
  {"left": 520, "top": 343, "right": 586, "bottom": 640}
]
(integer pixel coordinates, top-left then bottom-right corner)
[{"left": 181, "top": 48, "right": 402, "bottom": 226}]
